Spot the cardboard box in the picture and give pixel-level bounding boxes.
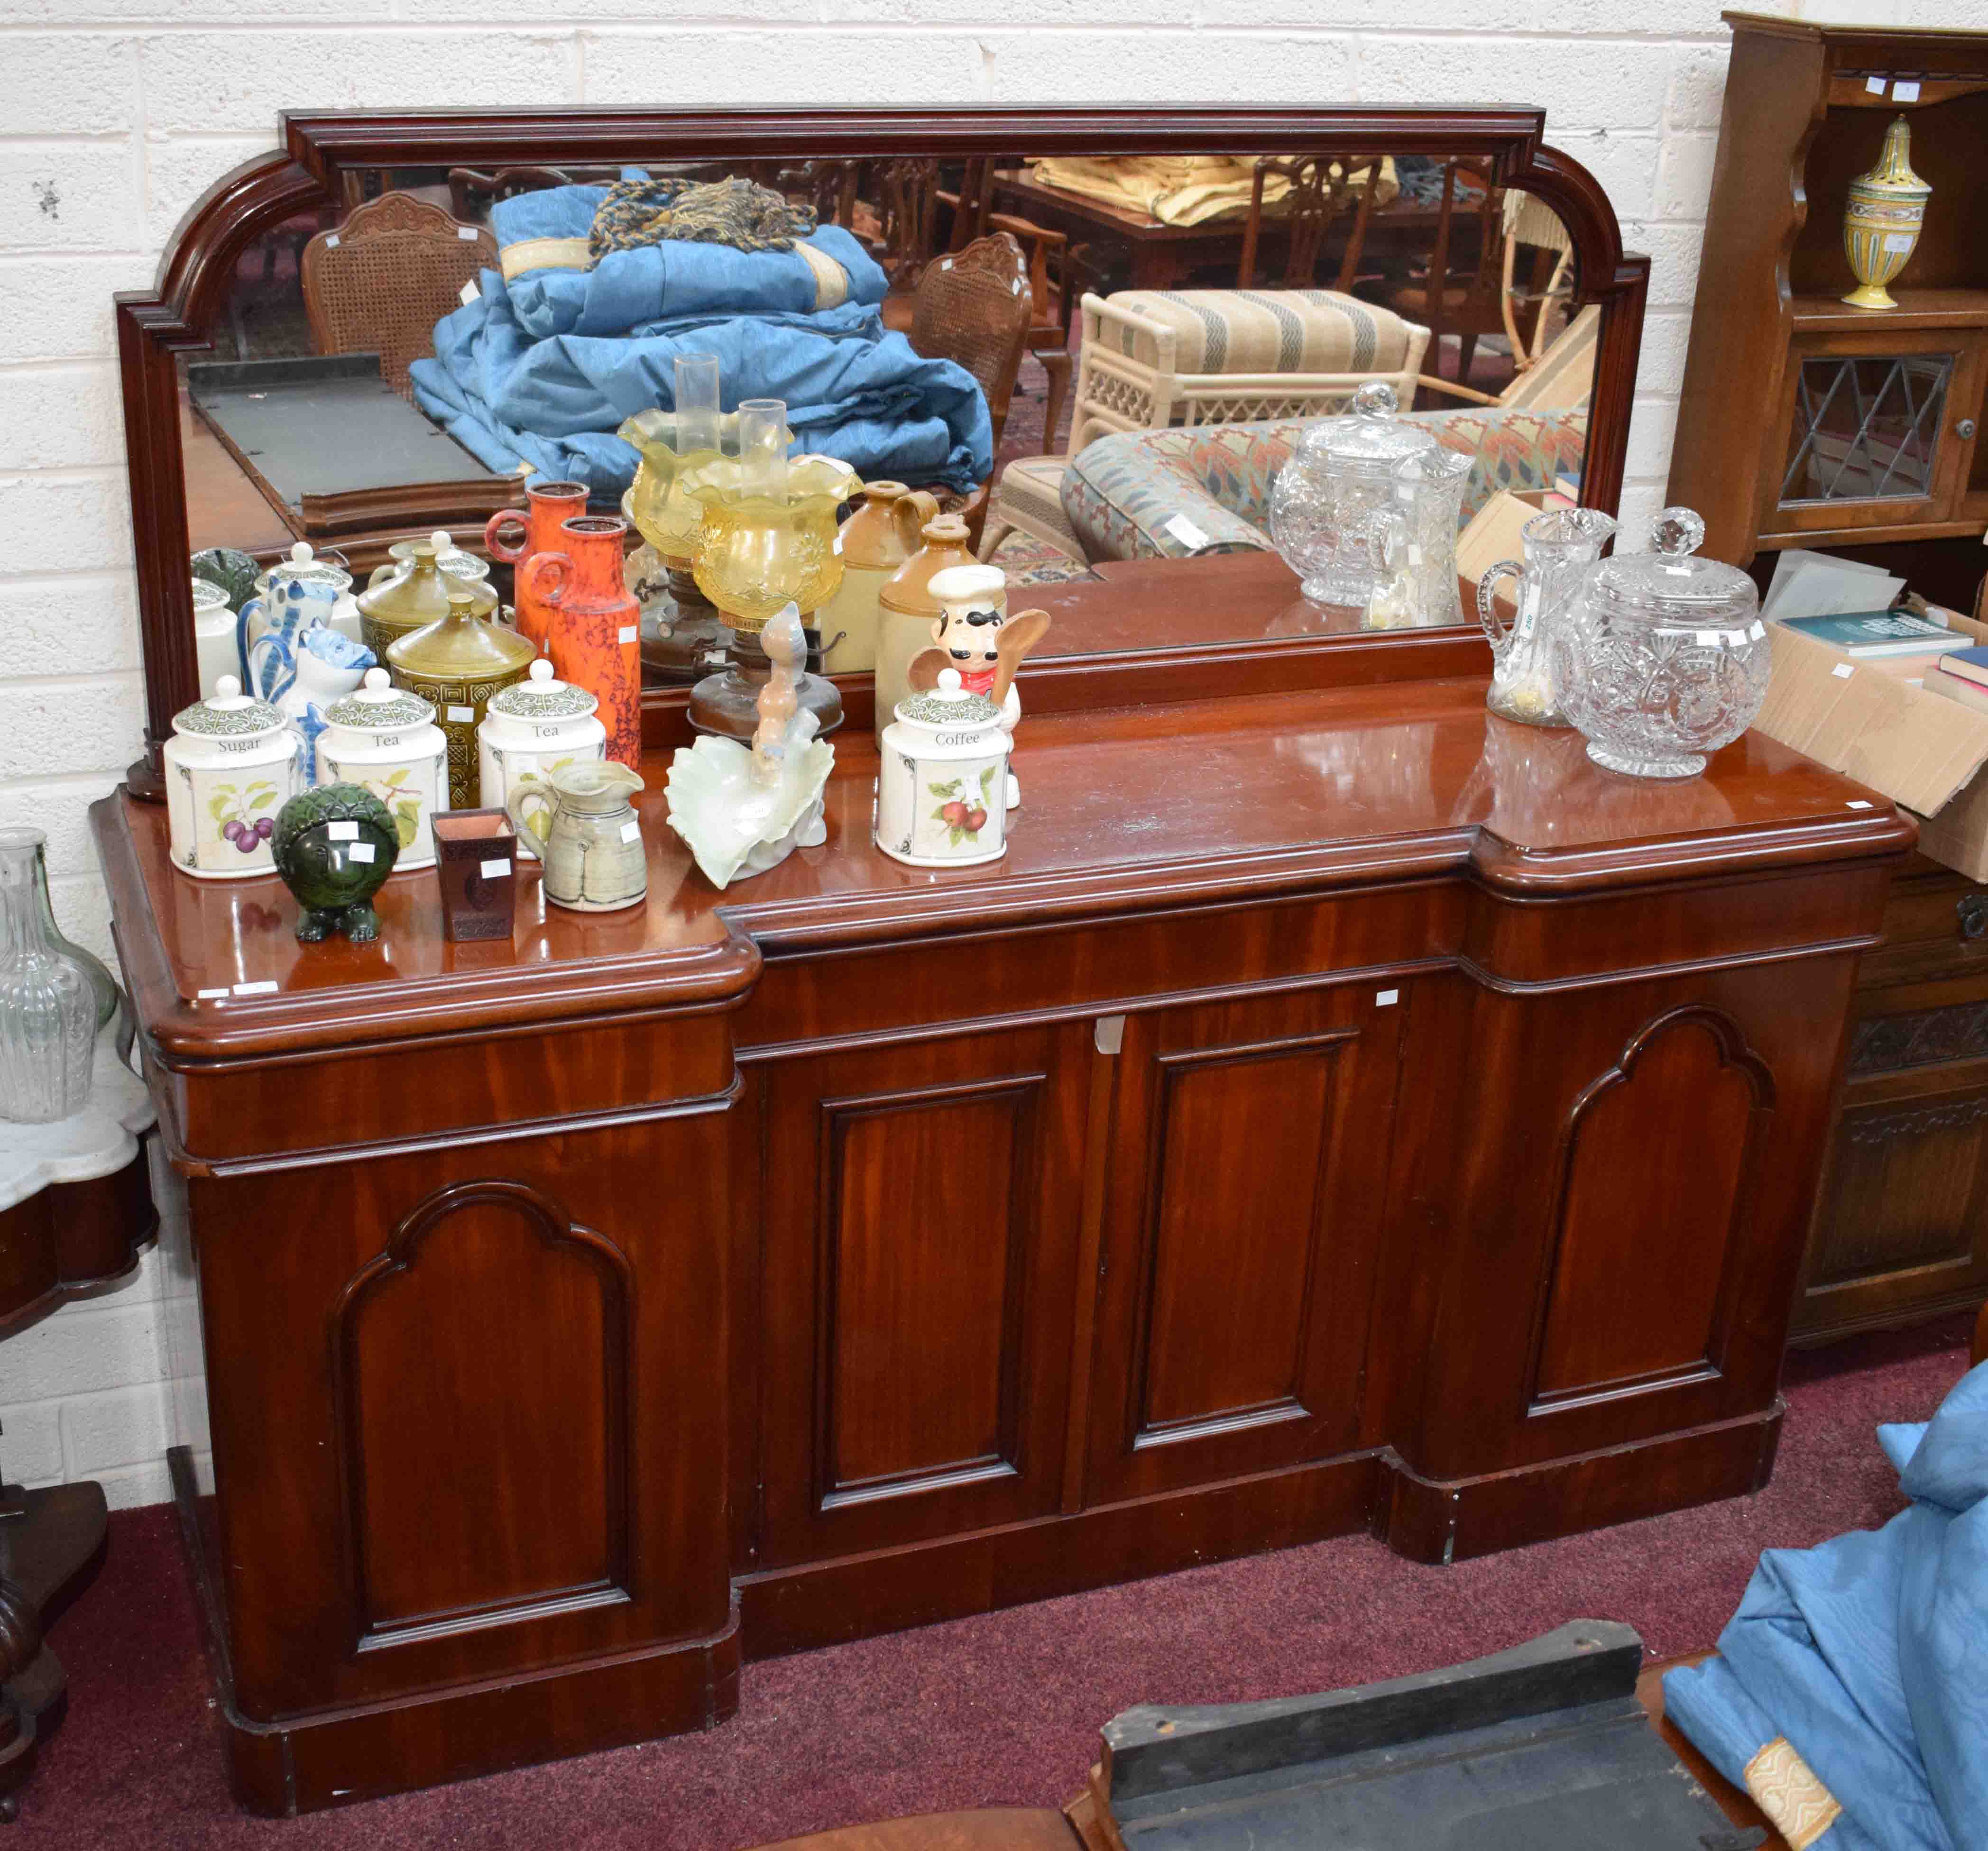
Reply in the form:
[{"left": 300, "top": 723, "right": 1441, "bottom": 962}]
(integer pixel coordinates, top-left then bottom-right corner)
[{"left": 1751, "top": 611, "right": 1988, "bottom": 879}]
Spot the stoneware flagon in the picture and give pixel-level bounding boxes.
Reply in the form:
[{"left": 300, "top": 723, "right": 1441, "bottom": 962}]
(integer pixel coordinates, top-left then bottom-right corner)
[
  {"left": 162, "top": 675, "right": 303, "bottom": 880},
  {"left": 872, "top": 504, "right": 969, "bottom": 742},
  {"left": 520, "top": 515, "right": 644, "bottom": 768},
  {"left": 506, "top": 761, "right": 648, "bottom": 912},
  {"left": 485, "top": 480, "right": 589, "bottom": 657}
]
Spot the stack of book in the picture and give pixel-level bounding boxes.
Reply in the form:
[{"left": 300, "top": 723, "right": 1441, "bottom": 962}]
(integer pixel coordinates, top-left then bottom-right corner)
[
  {"left": 1928, "top": 646, "right": 1988, "bottom": 715},
  {"left": 1776, "top": 609, "right": 1965, "bottom": 676}
]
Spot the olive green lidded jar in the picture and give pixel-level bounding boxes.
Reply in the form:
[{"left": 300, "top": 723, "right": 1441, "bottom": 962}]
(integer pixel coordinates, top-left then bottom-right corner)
[
  {"left": 387, "top": 589, "right": 536, "bottom": 808},
  {"left": 355, "top": 543, "right": 498, "bottom": 659}
]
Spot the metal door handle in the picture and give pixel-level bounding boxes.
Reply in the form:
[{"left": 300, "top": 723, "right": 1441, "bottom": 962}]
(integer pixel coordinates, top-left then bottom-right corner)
[{"left": 1959, "top": 893, "right": 1988, "bottom": 940}]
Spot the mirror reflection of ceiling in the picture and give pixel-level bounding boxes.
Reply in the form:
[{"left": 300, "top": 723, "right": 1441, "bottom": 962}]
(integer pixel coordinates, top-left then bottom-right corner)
[{"left": 183, "top": 149, "right": 1587, "bottom": 673}]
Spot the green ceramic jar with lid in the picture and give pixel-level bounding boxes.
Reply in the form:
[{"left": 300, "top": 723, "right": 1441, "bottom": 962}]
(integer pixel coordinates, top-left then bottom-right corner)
[
  {"left": 355, "top": 543, "right": 498, "bottom": 658},
  {"left": 387, "top": 589, "right": 536, "bottom": 809}
]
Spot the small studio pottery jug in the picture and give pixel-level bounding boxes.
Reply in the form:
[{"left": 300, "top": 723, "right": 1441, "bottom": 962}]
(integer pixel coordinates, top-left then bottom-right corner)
[
  {"left": 506, "top": 761, "right": 647, "bottom": 912},
  {"left": 1475, "top": 506, "right": 1617, "bottom": 726}
]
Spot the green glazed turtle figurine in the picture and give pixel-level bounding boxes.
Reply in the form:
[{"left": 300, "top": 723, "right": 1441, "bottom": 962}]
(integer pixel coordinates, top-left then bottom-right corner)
[{"left": 270, "top": 783, "right": 400, "bottom": 943}]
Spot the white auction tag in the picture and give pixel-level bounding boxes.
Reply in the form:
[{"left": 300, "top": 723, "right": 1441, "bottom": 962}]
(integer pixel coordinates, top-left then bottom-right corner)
[
  {"left": 618, "top": 625, "right": 638, "bottom": 644},
  {"left": 1749, "top": 621, "right": 1766, "bottom": 641},
  {"left": 196, "top": 986, "right": 230, "bottom": 1000},
  {"left": 458, "top": 225, "right": 479, "bottom": 240},
  {"left": 1866, "top": 75, "right": 1887, "bottom": 94},
  {"left": 1164, "top": 512, "right": 1209, "bottom": 550},
  {"left": 619, "top": 819, "right": 641, "bottom": 843},
  {"left": 1884, "top": 232, "right": 1917, "bottom": 254},
  {"left": 1833, "top": 661, "right": 1855, "bottom": 679},
  {"left": 1375, "top": 989, "right": 1399, "bottom": 1008},
  {"left": 232, "top": 980, "right": 278, "bottom": 997},
  {"left": 1846, "top": 799, "right": 1874, "bottom": 810},
  {"left": 479, "top": 856, "right": 512, "bottom": 878},
  {"left": 1894, "top": 79, "right": 1921, "bottom": 100},
  {"left": 326, "top": 820, "right": 359, "bottom": 841},
  {"left": 459, "top": 279, "right": 479, "bottom": 307},
  {"left": 448, "top": 706, "right": 474, "bottom": 724},
  {"left": 1695, "top": 630, "right": 1720, "bottom": 648},
  {"left": 349, "top": 842, "right": 377, "bottom": 863}
]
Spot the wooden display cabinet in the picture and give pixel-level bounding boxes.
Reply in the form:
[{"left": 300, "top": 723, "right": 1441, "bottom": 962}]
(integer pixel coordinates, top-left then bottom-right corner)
[{"left": 1668, "top": 15, "right": 1988, "bottom": 1343}]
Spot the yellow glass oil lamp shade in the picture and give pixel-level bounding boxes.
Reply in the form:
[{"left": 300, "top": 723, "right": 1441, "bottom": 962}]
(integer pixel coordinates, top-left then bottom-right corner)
[{"left": 678, "top": 410, "right": 858, "bottom": 636}]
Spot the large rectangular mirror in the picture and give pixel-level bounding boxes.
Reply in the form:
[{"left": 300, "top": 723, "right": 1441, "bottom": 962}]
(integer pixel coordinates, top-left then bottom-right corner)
[{"left": 119, "top": 107, "right": 1647, "bottom": 796}]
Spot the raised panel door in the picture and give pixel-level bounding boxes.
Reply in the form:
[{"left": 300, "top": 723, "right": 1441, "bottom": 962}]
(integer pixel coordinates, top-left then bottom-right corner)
[
  {"left": 755, "top": 1024, "right": 1090, "bottom": 1565},
  {"left": 1085, "top": 983, "right": 1403, "bottom": 1503}
]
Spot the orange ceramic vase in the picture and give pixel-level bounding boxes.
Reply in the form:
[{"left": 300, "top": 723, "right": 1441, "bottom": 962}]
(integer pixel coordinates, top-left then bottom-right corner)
[
  {"left": 485, "top": 480, "right": 589, "bottom": 657},
  {"left": 521, "top": 515, "right": 642, "bottom": 768}
]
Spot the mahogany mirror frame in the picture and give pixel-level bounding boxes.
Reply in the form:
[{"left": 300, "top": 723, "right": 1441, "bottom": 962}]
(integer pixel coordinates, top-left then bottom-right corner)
[{"left": 114, "top": 103, "right": 1649, "bottom": 801}]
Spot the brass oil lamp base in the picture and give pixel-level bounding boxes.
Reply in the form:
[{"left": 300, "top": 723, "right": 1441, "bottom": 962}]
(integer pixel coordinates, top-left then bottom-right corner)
[
  {"left": 688, "top": 621, "right": 844, "bottom": 742},
  {"left": 640, "top": 562, "right": 730, "bottom": 687}
]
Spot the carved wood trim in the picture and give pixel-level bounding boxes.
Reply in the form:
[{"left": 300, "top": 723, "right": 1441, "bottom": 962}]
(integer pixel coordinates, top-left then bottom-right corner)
[
  {"left": 118, "top": 105, "right": 1647, "bottom": 798},
  {"left": 1127, "top": 1027, "right": 1360, "bottom": 1449},
  {"left": 1524, "top": 1007, "right": 1776, "bottom": 1415},
  {"left": 328, "top": 1179, "right": 635, "bottom": 1651},
  {"left": 812, "top": 1072, "right": 1044, "bottom": 1510}
]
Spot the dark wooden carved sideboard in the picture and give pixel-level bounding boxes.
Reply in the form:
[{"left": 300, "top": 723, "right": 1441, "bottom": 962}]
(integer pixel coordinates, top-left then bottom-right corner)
[{"left": 93, "top": 560, "right": 1913, "bottom": 1812}]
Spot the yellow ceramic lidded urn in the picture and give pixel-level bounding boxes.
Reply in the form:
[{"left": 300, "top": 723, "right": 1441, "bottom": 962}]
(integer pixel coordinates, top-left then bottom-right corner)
[
  {"left": 1842, "top": 114, "right": 1932, "bottom": 311},
  {"left": 387, "top": 588, "right": 536, "bottom": 809},
  {"left": 355, "top": 543, "right": 498, "bottom": 658}
]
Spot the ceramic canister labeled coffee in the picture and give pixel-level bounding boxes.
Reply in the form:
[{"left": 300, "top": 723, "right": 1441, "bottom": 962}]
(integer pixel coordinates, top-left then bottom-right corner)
[
  {"left": 873, "top": 506, "right": 973, "bottom": 744},
  {"left": 521, "top": 515, "right": 643, "bottom": 769},
  {"left": 386, "top": 589, "right": 535, "bottom": 810},
  {"left": 484, "top": 480, "right": 589, "bottom": 658}
]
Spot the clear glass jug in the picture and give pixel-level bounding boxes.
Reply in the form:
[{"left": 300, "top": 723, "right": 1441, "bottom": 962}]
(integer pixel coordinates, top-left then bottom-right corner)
[
  {"left": 1475, "top": 506, "right": 1618, "bottom": 726},
  {"left": 1364, "top": 443, "right": 1473, "bottom": 630}
]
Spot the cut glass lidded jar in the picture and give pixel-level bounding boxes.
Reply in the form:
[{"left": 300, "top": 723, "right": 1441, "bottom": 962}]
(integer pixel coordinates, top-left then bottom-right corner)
[
  {"left": 1269, "top": 382, "right": 1437, "bottom": 608},
  {"left": 1554, "top": 508, "right": 1771, "bottom": 780}
]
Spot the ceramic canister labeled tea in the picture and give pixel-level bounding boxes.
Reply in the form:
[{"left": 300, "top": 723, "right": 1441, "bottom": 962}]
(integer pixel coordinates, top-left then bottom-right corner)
[{"left": 387, "top": 590, "right": 535, "bottom": 809}]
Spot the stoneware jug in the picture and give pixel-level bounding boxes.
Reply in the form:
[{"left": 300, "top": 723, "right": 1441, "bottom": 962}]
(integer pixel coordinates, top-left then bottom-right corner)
[
  {"left": 817, "top": 480, "right": 923, "bottom": 675},
  {"left": 485, "top": 480, "right": 589, "bottom": 657},
  {"left": 506, "top": 761, "right": 647, "bottom": 912},
  {"left": 521, "top": 515, "right": 643, "bottom": 769}
]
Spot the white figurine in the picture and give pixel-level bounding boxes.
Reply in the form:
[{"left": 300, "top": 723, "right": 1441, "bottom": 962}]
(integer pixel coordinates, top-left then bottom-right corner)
[
  {"left": 664, "top": 604, "right": 833, "bottom": 889},
  {"left": 914, "top": 564, "right": 1051, "bottom": 810}
]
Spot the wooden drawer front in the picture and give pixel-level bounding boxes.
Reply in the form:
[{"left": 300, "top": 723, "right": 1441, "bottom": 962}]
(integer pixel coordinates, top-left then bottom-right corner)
[
  {"left": 756, "top": 1025, "right": 1091, "bottom": 1566},
  {"left": 1085, "top": 982, "right": 1402, "bottom": 1503},
  {"left": 1796, "top": 1061, "right": 1988, "bottom": 1338}
]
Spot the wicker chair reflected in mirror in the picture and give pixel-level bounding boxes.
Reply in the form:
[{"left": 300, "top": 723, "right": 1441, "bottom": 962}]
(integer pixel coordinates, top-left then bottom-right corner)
[{"left": 300, "top": 191, "right": 497, "bottom": 403}]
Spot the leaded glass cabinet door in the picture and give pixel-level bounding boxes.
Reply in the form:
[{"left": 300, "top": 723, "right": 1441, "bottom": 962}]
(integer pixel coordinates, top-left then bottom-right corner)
[{"left": 1762, "top": 329, "right": 1985, "bottom": 540}]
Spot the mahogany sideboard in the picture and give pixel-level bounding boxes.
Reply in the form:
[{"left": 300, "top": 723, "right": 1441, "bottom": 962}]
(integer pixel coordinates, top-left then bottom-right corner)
[{"left": 94, "top": 567, "right": 1913, "bottom": 1814}]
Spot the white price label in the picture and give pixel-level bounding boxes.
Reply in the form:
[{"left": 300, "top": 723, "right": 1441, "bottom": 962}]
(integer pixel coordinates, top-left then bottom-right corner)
[
  {"left": 447, "top": 706, "right": 474, "bottom": 724},
  {"left": 1695, "top": 630, "right": 1720, "bottom": 648},
  {"left": 619, "top": 819, "right": 642, "bottom": 843},
  {"left": 1749, "top": 621, "right": 1766, "bottom": 641},
  {"left": 1846, "top": 799, "right": 1874, "bottom": 810},
  {"left": 618, "top": 625, "right": 638, "bottom": 645},
  {"left": 349, "top": 841, "right": 377, "bottom": 863},
  {"left": 1164, "top": 512, "right": 1209, "bottom": 550},
  {"left": 196, "top": 986, "right": 230, "bottom": 1000},
  {"left": 327, "top": 820, "right": 359, "bottom": 841},
  {"left": 1866, "top": 74, "right": 1887, "bottom": 93},
  {"left": 1375, "top": 989, "right": 1399, "bottom": 1008},
  {"left": 1883, "top": 232, "right": 1917, "bottom": 254},
  {"left": 1894, "top": 79, "right": 1921, "bottom": 101},
  {"left": 479, "top": 857, "right": 512, "bottom": 878},
  {"left": 459, "top": 279, "right": 479, "bottom": 307},
  {"left": 1833, "top": 661, "right": 1856, "bottom": 679},
  {"left": 232, "top": 980, "right": 278, "bottom": 997}
]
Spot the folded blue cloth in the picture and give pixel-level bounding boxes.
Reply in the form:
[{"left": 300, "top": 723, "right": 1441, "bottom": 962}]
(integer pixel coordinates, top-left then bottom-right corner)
[
  {"left": 408, "top": 178, "right": 989, "bottom": 499},
  {"left": 1664, "top": 1361, "right": 1988, "bottom": 1851}
]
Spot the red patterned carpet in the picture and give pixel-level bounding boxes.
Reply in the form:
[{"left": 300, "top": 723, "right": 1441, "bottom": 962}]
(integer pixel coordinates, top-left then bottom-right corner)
[{"left": 21, "top": 1311, "right": 1973, "bottom": 1847}]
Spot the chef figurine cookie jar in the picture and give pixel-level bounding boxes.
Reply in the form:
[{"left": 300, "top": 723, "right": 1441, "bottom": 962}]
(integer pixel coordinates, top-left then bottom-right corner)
[{"left": 875, "top": 566, "right": 1050, "bottom": 868}]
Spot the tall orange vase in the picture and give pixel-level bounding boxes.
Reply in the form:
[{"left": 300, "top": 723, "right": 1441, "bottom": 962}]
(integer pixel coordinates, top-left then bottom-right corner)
[
  {"left": 521, "top": 515, "right": 642, "bottom": 767},
  {"left": 485, "top": 480, "right": 589, "bottom": 657}
]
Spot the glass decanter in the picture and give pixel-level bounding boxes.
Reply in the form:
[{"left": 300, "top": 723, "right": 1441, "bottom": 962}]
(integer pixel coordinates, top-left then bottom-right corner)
[{"left": 0, "top": 826, "right": 109, "bottom": 1123}]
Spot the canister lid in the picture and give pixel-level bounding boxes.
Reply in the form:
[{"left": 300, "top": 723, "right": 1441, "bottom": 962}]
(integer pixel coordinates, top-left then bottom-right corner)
[
  {"left": 1293, "top": 381, "right": 1436, "bottom": 467},
  {"left": 486, "top": 657, "right": 597, "bottom": 721},
  {"left": 324, "top": 667, "right": 435, "bottom": 732},
  {"left": 895, "top": 668, "right": 1002, "bottom": 729},
  {"left": 1589, "top": 508, "right": 1758, "bottom": 616},
  {"left": 171, "top": 675, "right": 286, "bottom": 739}
]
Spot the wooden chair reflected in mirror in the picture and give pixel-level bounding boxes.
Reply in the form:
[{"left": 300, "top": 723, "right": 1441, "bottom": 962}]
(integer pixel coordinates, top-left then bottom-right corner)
[
  {"left": 1235, "top": 153, "right": 1384, "bottom": 293},
  {"left": 1387, "top": 156, "right": 1507, "bottom": 395},
  {"left": 300, "top": 191, "right": 497, "bottom": 401}
]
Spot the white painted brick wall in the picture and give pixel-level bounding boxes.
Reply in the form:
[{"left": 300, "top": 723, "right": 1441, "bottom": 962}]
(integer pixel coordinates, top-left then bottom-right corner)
[{"left": 0, "top": 0, "right": 1968, "bottom": 1505}]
